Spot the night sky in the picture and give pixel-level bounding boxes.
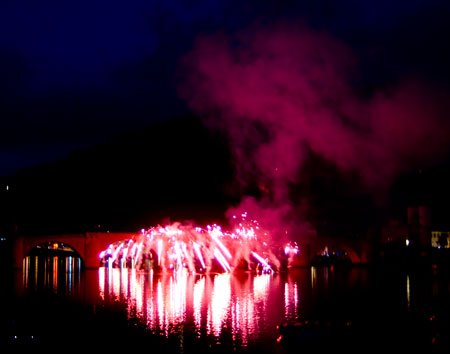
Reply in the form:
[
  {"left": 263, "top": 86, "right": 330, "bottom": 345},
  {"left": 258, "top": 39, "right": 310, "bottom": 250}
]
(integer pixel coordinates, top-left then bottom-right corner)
[{"left": 2, "top": 0, "right": 450, "bottom": 176}]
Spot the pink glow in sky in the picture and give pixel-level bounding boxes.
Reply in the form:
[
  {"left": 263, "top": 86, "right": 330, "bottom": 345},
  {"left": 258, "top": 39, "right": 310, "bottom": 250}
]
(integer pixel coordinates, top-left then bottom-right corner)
[{"left": 179, "top": 22, "right": 450, "bottom": 235}]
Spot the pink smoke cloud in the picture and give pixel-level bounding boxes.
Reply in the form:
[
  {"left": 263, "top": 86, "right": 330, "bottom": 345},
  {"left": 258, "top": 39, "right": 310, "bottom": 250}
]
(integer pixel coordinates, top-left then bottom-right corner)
[{"left": 178, "top": 22, "right": 450, "bottom": 235}]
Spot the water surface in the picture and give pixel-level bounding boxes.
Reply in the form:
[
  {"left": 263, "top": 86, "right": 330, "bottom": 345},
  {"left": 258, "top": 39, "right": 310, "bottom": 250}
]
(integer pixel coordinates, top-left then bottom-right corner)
[{"left": 8, "top": 257, "right": 450, "bottom": 352}]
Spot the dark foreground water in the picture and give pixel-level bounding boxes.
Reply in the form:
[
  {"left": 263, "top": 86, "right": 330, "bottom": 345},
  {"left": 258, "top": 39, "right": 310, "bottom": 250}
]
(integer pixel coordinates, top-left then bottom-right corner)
[{"left": 2, "top": 256, "right": 450, "bottom": 353}]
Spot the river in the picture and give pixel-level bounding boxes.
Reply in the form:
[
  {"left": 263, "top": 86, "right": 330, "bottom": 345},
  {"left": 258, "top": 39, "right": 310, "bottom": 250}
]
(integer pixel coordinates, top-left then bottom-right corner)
[{"left": 3, "top": 255, "right": 450, "bottom": 352}]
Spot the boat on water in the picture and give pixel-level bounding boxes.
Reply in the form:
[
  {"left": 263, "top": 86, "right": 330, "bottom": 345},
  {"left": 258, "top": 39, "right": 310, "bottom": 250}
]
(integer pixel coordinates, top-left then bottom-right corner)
[{"left": 311, "top": 247, "right": 352, "bottom": 267}]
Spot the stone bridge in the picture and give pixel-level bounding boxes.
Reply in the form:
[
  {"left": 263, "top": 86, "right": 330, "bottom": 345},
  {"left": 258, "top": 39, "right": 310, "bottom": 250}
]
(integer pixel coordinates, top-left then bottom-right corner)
[
  {"left": 13, "top": 232, "right": 372, "bottom": 269},
  {"left": 13, "top": 232, "right": 134, "bottom": 269},
  {"left": 293, "top": 235, "right": 372, "bottom": 267}
]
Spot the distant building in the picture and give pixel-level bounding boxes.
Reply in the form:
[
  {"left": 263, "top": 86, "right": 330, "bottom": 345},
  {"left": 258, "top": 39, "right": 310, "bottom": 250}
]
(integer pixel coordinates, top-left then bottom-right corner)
[
  {"left": 381, "top": 206, "right": 431, "bottom": 249},
  {"left": 407, "top": 205, "right": 431, "bottom": 249},
  {"left": 431, "top": 231, "right": 450, "bottom": 249},
  {"left": 381, "top": 220, "right": 409, "bottom": 245}
]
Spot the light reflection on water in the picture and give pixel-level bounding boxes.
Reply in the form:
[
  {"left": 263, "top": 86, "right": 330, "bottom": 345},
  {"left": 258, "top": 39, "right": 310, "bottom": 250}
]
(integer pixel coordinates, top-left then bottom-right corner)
[
  {"left": 98, "top": 267, "right": 285, "bottom": 346},
  {"left": 18, "top": 260, "right": 450, "bottom": 350},
  {"left": 22, "top": 255, "right": 82, "bottom": 295}
]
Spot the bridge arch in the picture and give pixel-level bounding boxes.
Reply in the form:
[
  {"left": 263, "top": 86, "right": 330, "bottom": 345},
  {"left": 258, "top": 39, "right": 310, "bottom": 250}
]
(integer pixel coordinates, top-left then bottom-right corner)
[
  {"left": 25, "top": 241, "right": 84, "bottom": 260},
  {"left": 14, "top": 232, "right": 135, "bottom": 269},
  {"left": 15, "top": 234, "right": 86, "bottom": 270},
  {"left": 293, "top": 236, "right": 371, "bottom": 266}
]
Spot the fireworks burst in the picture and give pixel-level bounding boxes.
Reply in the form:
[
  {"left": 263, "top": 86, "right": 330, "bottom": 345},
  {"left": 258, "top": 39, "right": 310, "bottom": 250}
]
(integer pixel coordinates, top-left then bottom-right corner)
[{"left": 99, "top": 215, "right": 299, "bottom": 273}]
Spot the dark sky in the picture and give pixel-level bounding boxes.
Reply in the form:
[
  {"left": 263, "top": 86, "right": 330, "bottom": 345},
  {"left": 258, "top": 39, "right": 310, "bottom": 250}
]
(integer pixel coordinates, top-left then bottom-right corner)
[{"left": 1, "top": 0, "right": 450, "bottom": 176}]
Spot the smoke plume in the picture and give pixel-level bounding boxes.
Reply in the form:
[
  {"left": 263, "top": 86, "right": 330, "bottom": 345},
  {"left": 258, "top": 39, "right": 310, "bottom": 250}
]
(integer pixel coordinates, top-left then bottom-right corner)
[{"left": 178, "top": 22, "right": 450, "bottom": 238}]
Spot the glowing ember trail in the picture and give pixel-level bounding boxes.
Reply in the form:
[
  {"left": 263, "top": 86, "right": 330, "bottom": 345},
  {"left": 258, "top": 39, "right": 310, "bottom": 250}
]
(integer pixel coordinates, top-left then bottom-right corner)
[{"left": 99, "top": 216, "right": 299, "bottom": 273}]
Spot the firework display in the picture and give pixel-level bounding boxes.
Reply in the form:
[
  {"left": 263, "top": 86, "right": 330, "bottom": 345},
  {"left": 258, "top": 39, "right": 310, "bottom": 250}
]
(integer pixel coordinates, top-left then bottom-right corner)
[{"left": 99, "top": 214, "right": 299, "bottom": 273}]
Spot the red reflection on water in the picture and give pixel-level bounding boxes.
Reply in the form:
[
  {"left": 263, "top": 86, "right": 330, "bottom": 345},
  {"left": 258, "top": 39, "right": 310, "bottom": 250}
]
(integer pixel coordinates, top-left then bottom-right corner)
[
  {"left": 98, "top": 268, "right": 291, "bottom": 346},
  {"left": 22, "top": 255, "right": 81, "bottom": 295},
  {"left": 52, "top": 256, "right": 58, "bottom": 292}
]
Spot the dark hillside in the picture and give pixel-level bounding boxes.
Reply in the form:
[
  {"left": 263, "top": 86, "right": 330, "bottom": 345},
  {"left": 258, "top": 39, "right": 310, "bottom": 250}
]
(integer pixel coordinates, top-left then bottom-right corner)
[{"left": 5, "top": 116, "right": 235, "bottom": 234}]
